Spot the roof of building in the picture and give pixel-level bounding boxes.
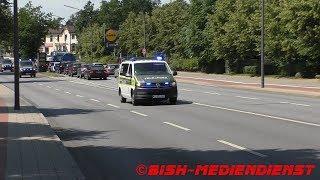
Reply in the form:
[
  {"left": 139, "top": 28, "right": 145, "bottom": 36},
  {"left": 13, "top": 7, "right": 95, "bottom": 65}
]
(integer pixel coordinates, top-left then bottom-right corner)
[{"left": 48, "top": 25, "right": 76, "bottom": 35}]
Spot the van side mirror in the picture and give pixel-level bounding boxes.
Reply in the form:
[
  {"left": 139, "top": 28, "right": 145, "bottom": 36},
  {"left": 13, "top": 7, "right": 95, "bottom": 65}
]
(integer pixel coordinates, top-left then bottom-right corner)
[{"left": 172, "top": 71, "right": 177, "bottom": 76}]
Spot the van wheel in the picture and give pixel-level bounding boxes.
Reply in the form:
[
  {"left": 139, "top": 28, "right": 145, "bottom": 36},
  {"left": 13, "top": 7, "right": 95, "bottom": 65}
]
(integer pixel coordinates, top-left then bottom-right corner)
[
  {"left": 119, "top": 89, "right": 126, "bottom": 103},
  {"left": 169, "top": 98, "right": 177, "bottom": 105},
  {"left": 131, "top": 91, "right": 138, "bottom": 106}
]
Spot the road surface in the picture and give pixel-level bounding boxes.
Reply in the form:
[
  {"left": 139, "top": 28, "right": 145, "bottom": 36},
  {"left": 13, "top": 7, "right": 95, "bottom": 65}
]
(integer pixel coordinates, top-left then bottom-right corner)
[{"left": 0, "top": 72, "right": 319, "bottom": 180}]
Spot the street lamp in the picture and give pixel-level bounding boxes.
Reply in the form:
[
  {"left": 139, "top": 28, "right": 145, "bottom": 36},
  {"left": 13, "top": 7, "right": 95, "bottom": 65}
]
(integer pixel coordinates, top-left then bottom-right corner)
[
  {"left": 13, "top": 0, "right": 20, "bottom": 110},
  {"left": 261, "top": 0, "right": 265, "bottom": 88}
]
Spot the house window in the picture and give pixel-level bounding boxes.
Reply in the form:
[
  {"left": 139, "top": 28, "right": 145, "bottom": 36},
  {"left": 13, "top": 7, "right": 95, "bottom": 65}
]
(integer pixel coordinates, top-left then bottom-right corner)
[
  {"left": 57, "top": 35, "right": 60, "bottom": 42},
  {"left": 65, "top": 34, "right": 67, "bottom": 42},
  {"left": 50, "top": 35, "right": 53, "bottom": 42},
  {"left": 72, "top": 34, "right": 75, "bottom": 39}
]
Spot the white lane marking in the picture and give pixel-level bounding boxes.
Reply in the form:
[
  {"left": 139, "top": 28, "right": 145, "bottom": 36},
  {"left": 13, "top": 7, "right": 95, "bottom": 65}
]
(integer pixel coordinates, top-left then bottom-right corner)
[
  {"left": 39, "top": 83, "right": 43, "bottom": 86},
  {"left": 280, "top": 101, "right": 311, "bottom": 107},
  {"left": 180, "top": 88, "right": 193, "bottom": 92},
  {"left": 76, "top": 95, "right": 84, "bottom": 98},
  {"left": 130, "top": 111, "right": 148, "bottom": 117},
  {"left": 236, "top": 96, "right": 259, "bottom": 100},
  {"left": 193, "top": 102, "right": 320, "bottom": 127},
  {"left": 46, "top": 86, "right": 52, "bottom": 88},
  {"left": 217, "top": 140, "right": 267, "bottom": 158},
  {"left": 203, "top": 91, "right": 221, "bottom": 95},
  {"left": 55, "top": 89, "right": 60, "bottom": 91},
  {"left": 65, "top": 91, "right": 71, "bottom": 94},
  {"left": 90, "top": 98, "right": 100, "bottom": 102},
  {"left": 107, "top": 104, "right": 120, "bottom": 108},
  {"left": 70, "top": 80, "right": 117, "bottom": 91},
  {"left": 163, "top": 122, "right": 191, "bottom": 131}
]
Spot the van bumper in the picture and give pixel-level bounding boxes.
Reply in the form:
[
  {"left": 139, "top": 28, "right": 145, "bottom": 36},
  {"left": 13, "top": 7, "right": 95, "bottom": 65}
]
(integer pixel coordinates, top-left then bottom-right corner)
[{"left": 133, "top": 86, "right": 178, "bottom": 100}]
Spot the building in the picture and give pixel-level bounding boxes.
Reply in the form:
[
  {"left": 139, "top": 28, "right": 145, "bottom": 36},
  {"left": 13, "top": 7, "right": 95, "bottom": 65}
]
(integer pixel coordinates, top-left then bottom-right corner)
[{"left": 41, "top": 25, "right": 77, "bottom": 55}]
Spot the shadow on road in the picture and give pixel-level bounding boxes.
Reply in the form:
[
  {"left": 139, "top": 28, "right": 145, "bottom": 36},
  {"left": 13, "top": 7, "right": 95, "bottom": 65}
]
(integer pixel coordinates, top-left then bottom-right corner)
[{"left": 67, "top": 145, "right": 320, "bottom": 180}]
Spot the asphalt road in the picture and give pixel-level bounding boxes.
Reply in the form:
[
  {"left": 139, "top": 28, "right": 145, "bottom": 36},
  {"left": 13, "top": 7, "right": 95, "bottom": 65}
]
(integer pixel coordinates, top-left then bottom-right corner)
[{"left": 0, "top": 72, "right": 319, "bottom": 180}]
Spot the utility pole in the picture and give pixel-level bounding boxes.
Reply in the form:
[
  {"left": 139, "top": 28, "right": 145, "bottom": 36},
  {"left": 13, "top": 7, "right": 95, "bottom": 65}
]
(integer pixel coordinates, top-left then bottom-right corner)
[
  {"left": 261, "top": 0, "right": 265, "bottom": 88},
  {"left": 13, "top": 0, "right": 20, "bottom": 110},
  {"left": 143, "top": 13, "right": 146, "bottom": 58}
]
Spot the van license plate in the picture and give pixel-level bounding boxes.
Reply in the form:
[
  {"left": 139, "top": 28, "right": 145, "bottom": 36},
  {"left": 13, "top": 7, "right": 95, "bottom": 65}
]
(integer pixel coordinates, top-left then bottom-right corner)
[{"left": 153, "top": 95, "right": 165, "bottom": 99}]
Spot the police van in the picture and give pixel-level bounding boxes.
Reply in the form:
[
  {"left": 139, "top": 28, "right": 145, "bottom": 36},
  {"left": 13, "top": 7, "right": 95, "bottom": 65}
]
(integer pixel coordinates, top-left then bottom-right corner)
[{"left": 118, "top": 57, "right": 178, "bottom": 105}]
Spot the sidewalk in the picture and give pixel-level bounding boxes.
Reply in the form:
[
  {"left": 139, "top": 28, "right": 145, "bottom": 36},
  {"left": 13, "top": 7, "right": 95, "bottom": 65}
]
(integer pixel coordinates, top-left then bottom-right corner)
[
  {"left": 176, "top": 71, "right": 320, "bottom": 97},
  {"left": 0, "top": 85, "right": 84, "bottom": 180}
]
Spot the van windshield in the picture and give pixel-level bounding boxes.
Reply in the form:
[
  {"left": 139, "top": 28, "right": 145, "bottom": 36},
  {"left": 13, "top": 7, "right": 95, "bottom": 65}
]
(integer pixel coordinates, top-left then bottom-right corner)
[{"left": 134, "top": 62, "right": 170, "bottom": 75}]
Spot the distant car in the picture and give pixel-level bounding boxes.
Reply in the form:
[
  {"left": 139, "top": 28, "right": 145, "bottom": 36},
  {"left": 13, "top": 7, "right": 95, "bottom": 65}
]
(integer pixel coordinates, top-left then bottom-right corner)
[
  {"left": 105, "top": 64, "right": 119, "bottom": 75},
  {"left": 84, "top": 64, "right": 108, "bottom": 80},
  {"left": 114, "top": 67, "right": 119, "bottom": 78},
  {"left": 63, "top": 63, "right": 72, "bottom": 75},
  {"left": 19, "top": 60, "right": 36, "bottom": 78},
  {"left": 52, "top": 62, "right": 61, "bottom": 72},
  {"left": 68, "top": 63, "right": 81, "bottom": 77},
  {"left": 1, "top": 59, "right": 13, "bottom": 72},
  {"left": 58, "top": 62, "right": 69, "bottom": 74},
  {"left": 77, "top": 64, "right": 89, "bottom": 78}
]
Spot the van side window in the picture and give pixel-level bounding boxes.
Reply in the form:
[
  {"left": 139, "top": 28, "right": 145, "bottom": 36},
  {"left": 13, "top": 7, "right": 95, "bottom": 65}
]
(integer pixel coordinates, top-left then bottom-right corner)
[{"left": 120, "top": 64, "right": 129, "bottom": 76}]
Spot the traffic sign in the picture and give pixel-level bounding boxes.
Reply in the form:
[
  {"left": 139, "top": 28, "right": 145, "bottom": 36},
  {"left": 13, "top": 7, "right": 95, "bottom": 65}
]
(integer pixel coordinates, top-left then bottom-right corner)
[{"left": 106, "top": 29, "right": 117, "bottom": 42}]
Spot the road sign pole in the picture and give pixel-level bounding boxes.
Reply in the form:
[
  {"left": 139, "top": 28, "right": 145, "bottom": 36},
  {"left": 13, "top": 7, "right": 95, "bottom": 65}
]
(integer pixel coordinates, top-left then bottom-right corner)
[
  {"left": 261, "top": 0, "right": 265, "bottom": 88},
  {"left": 13, "top": 0, "right": 20, "bottom": 110}
]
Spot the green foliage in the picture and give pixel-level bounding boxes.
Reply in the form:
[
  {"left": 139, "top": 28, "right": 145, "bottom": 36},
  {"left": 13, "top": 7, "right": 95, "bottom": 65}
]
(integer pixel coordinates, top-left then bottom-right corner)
[
  {"left": 0, "top": 0, "right": 12, "bottom": 50},
  {"left": 98, "top": 55, "right": 117, "bottom": 64},
  {"left": 169, "top": 54, "right": 199, "bottom": 72},
  {"left": 243, "top": 66, "right": 258, "bottom": 76},
  {"left": 18, "top": 2, "right": 58, "bottom": 59},
  {"left": 73, "top": 1, "right": 99, "bottom": 35},
  {"left": 78, "top": 24, "right": 106, "bottom": 62}
]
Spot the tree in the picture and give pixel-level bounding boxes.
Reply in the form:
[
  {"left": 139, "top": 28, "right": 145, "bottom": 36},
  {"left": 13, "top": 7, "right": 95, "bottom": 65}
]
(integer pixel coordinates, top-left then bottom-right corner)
[
  {"left": 0, "top": 0, "right": 12, "bottom": 51},
  {"left": 77, "top": 24, "right": 106, "bottom": 62},
  {"left": 98, "top": 0, "right": 125, "bottom": 29},
  {"left": 73, "top": 1, "right": 98, "bottom": 35},
  {"left": 150, "top": 0, "right": 189, "bottom": 55},
  {"left": 18, "top": 2, "right": 58, "bottom": 59},
  {"left": 118, "top": 12, "right": 154, "bottom": 56},
  {"left": 206, "top": 0, "right": 260, "bottom": 73}
]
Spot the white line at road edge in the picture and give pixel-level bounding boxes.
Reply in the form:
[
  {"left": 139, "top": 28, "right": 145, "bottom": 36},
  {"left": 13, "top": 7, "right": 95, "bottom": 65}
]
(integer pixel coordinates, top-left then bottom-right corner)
[
  {"left": 236, "top": 96, "right": 259, "bottom": 100},
  {"left": 76, "top": 95, "right": 84, "bottom": 98},
  {"left": 55, "top": 89, "right": 60, "bottom": 91},
  {"left": 90, "top": 99, "right": 100, "bottom": 102},
  {"left": 163, "top": 122, "right": 191, "bottom": 131},
  {"left": 130, "top": 111, "right": 148, "bottom": 117},
  {"left": 280, "top": 102, "right": 311, "bottom": 107},
  {"left": 203, "top": 92, "right": 221, "bottom": 95},
  {"left": 193, "top": 102, "right": 320, "bottom": 127},
  {"left": 217, "top": 140, "right": 267, "bottom": 158},
  {"left": 65, "top": 91, "right": 71, "bottom": 94},
  {"left": 107, "top": 104, "right": 120, "bottom": 108},
  {"left": 46, "top": 86, "right": 52, "bottom": 88}
]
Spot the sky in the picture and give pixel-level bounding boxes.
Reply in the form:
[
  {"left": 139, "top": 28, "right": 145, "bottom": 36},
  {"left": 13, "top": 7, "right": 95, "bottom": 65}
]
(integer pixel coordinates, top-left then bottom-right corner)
[{"left": 18, "top": 0, "right": 171, "bottom": 20}]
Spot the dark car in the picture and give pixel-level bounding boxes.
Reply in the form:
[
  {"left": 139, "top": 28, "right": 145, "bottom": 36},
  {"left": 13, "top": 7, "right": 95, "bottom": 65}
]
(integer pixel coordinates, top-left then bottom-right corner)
[
  {"left": 105, "top": 64, "right": 119, "bottom": 75},
  {"left": 19, "top": 60, "right": 36, "bottom": 78},
  {"left": 84, "top": 64, "right": 108, "bottom": 80},
  {"left": 1, "top": 59, "right": 13, "bottom": 72},
  {"left": 58, "top": 61, "right": 69, "bottom": 74},
  {"left": 77, "top": 64, "right": 89, "bottom": 78},
  {"left": 68, "top": 63, "right": 81, "bottom": 77},
  {"left": 63, "top": 62, "right": 73, "bottom": 75}
]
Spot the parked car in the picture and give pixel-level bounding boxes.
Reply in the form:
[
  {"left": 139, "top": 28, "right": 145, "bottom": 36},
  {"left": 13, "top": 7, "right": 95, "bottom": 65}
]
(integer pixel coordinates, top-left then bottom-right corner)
[
  {"left": 83, "top": 63, "right": 108, "bottom": 80},
  {"left": 52, "top": 62, "right": 61, "bottom": 73},
  {"left": 105, "top": 64, "right": 119, "bottom": 75},
  {"left": 19, "top": 60, "right": 36, "bottom": 78},
  {"left": 68, "top": 63, "right": 81, "bottom": 77},
  {"left": 77, "top": 64, "right": 89, "bottom": 78},
  {"left": 63, "top": 62, "right": 73, "bottom": 75},
  {"left": 58, "top": 61, "right": 69, "bottom": 74},
  {"left": 1, "top": 59, "right": 13, "bottom": 72}
]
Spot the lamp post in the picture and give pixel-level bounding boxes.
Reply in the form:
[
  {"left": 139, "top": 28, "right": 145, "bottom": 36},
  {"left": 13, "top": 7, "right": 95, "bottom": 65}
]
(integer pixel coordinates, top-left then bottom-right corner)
[
  {"left": 13, "top": 0, "right": 20, "bottom": 110},
  {"left": 261, "top": 0, "right": 265, "bottom": 88}
]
